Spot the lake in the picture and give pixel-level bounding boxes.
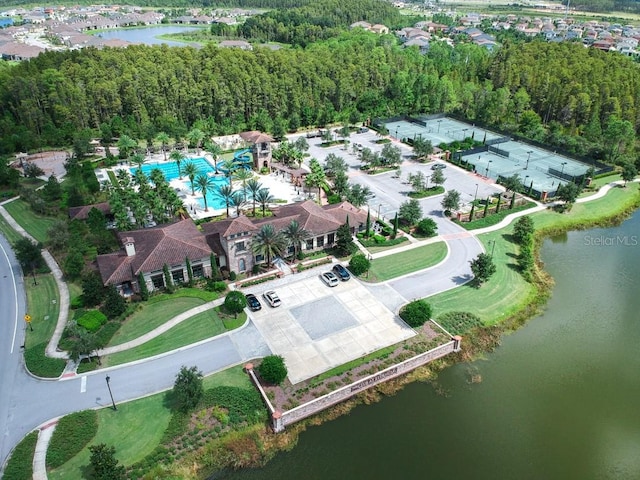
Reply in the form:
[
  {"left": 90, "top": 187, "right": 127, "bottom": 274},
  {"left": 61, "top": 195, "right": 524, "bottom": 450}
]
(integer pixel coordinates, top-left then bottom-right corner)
[
  {"left": 96, "top": 25, "right": 203, "bottom": 47},
  {"left": 216, "top": 209, "right": 640, "bottom": 480}
]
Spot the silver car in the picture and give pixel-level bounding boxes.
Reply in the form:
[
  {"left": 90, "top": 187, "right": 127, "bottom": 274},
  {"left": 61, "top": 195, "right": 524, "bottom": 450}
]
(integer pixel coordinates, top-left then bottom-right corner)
[
  {"left": 263, "top": 290, "right": 281, "bottom": 308},
  {"left": 320, "top": 271, "right": 339, "bottom": 287}
]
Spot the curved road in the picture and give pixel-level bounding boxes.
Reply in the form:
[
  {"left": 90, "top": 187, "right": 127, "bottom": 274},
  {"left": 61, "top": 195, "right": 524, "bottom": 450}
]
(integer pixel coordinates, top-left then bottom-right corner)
[{"left": 0, "top": 219, "right": 483, "bottom": 469}]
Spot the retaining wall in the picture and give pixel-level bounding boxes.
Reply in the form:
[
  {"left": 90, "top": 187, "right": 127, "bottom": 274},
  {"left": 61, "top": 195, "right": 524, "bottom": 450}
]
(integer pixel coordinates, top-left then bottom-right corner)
[{"left": 246, "top": 336, "right": 461, "bottom": 433}]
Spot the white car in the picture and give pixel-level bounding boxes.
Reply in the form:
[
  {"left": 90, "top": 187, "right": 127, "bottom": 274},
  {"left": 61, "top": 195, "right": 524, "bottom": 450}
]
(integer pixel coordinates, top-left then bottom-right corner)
[
  {"left": 320, "top": 271, "right": 339, "bottom": 287},
  {"left": 263, "top": 290, "right": 281, "bottom": 308}
]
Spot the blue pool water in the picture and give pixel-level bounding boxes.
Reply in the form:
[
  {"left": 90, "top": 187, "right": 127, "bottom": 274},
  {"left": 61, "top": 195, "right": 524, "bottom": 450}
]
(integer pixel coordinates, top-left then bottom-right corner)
[{"left": 131, "top": 157, "right": 229, "bottom": 210}]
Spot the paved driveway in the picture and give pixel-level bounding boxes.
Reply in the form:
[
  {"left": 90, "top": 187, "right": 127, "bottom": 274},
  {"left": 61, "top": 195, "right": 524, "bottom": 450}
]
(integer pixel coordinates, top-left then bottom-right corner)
[{"left": 245, "top": 274, "right": 413, "bottom": 384}]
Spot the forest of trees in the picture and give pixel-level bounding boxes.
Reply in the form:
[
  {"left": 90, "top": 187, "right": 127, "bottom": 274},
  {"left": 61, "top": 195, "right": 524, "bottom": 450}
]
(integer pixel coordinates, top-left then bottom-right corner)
[
  {"left": 237, "top": 0, "right": 411, "bottom": 45},
  {"left": 1, "top": 7, "right": 639, "bottom": 166},
  {"left": 563, "top": 0, "right": 640, "bottom": 13}
]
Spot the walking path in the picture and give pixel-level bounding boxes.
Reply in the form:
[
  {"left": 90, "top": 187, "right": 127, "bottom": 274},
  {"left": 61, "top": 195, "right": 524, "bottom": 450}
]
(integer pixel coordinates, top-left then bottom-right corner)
[{"left": 12, "top": 178, "right": 639, "bottom": 480}]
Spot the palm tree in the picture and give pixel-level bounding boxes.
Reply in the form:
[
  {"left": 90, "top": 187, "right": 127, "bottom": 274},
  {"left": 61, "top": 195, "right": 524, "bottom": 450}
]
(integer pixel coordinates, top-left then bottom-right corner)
[
  {"left": 117, "top": 135, "right": 137, "bottom": 159},
  {"left": 170, "top": 150, "right": 185, "bottom": 179},
  {"left": 204, "top": 141, "right": 222, "bottom": 172},
  {"left": 254, "top": 187, "right": 274, "bottom": 216},
  {"left": 230, "top": 190, "right": 245, "bottom": 217},
  {"left": 132, "top": 169, "right": 149, "bottom": 195},
  {"left": 217, "top": 184, "right": 234, "bottom": 218},
  {"left": 220, "top": 158, "right": 236, "bottom": 189},
  {"left": 182, "top": 162, "right": 198, "bottom": 195},
  {"left": 283, "top": 220, "right": 310, "bottom": 261},
  {"left": 131, "top": 153, "right": 145, "bottom": 171},
  {"left": 251, "top": 224, "right": 287, "bottom": 267},
  {"left": 155, "top": 132, "right": 170, "bottom": 161},
  {"left": 194, "top": 173, "right": 217, "bottom": 212},
  {"left": 186, "top": 128, "right": 205, "bottom": 155},
  {"left": 149, "top": 168, "right": 167, "bottom": 192},
  {"left": 245, "top": 178, "right": 263, "bottom": 216},
  {"left": 233, "top": 168, "right": 253, "bottom": 201}
]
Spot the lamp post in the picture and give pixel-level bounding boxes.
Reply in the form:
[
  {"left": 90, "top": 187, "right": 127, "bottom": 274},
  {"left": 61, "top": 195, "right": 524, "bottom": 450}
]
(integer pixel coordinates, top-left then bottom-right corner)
[
  {"left": 395, "top": 127, "right": 399, "bottom": 139},
  {"left": 462, "top": 128, "right": 468, "bottom": 140},
  {"left": 490, "top": 240, "right": 496, "bottom": 257},
  {"left": 105, "top": 375, "right": 117, "bottom": 411},
  {"left": 437, "top": 119, "right": 442, "bottom": 133},
  {"left": 525, "top": 150, "right": 533, "bottom": 170},
  {"left": 473, "top": 183, "right": 479, "bottom": 203},
  {"left": 485, "top": 160, "right": 492, "bottom": 177},
  {"left": 560, "top": 161, "right": 567, "bottom": 176}
]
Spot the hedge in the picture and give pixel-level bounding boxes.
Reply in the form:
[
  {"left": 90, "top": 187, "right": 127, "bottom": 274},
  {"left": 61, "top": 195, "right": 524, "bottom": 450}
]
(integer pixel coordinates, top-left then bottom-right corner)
[
  {"left": 76, "top": 309, "right": 108, "bottom": 333},
  {"left": 46, "top": 410, "right": 98, "bottom": 469}
]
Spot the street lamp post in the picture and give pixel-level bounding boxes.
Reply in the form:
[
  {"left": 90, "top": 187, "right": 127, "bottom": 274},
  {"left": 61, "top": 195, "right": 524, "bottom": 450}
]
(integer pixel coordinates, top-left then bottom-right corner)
[
  {"left": 490, "top": 240, "right": 496, "bottom": 257},
  {"left": 560, "top": 162, "right": 567, "bottom": 176},
  {"left": 437, "top": 119, "right": 442, "bottom": 133},
  {"left": 395, "top": 127, "right": 399, "bottom": 139},
  {"left": 473, "top": 183, "right": 479, "bottom": 203},
  {"left": 105, "top": 375, "right": 117, "bottom": 411},
  {"left": 525, "top": 150, "right": 533, "bottom": 170},
  {"left": 485, "top": 160, "right": 493, "bottom": 177}
]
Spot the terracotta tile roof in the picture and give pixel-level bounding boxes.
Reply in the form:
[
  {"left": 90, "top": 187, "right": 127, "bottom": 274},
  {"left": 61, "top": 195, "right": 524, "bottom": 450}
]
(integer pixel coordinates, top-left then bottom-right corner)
[
  {"left": 239, "top": 131, "right": 274, "bottom": 143},
  {"left": 97, "top": 219, "right": 211, "bottom": 285},
  {"left": 68, "top": 202, "right": 111, "bottom": 220},
  {"left": 202, "top": 215, "right": 258, "bottom": 238},
  {"left": 323, "top": 201, "right": 368, "bottom": 227},
  {"left": 268, "top": 200, "right": 343, "bottom": 234}
]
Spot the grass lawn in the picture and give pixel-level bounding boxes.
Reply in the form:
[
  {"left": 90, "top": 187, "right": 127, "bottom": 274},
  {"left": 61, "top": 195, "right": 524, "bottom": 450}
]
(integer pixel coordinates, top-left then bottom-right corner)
[
  {"left": 532, "top": 184, "right": 640, "bottom": 231},
  {"left": 49, "top": 366, "right": 250, "bottom": 479},
  {"left": 102, "top": 308, "right": 246, "bottom": 367},
  {"left": 368, "top": 241, "right": 448, "bottom": 282},
  {"left": 25, "top": 274, "right": 60, "bottom": 348},
  {"left": 48, "top": 396, "right": 172, "bottom": 479},
  {"left": 3, "top": 199, "right": 60, "bottom": 244},
  {"left": 0, "top": 212, "right": 23, "bottom": 244},
  {"left": 427, "top": 229, "right": 536, "bottom": 325},
  {"left": 107, "top": 296, "right": 210, "bottom": 347}
]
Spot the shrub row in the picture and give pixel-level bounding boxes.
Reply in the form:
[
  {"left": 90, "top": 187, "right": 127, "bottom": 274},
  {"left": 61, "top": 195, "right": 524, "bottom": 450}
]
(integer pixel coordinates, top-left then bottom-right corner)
[
  {"left": 2, "top": 431, "right": 38, "bottom": 480},
  {"left": 437, "top": 311, "right": 483, "bottom": 335},
  {"left": 24, "top": 343, "right": 66, "bottom": 378},
  {"left": 46, "top": 410, "right": 98, "bottom": 469}
]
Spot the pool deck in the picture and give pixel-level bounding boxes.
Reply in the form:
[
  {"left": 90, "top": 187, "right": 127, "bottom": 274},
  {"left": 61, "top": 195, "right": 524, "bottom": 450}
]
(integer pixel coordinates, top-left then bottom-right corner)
[{"left": 98, "top": 152, "right": 303, "bottom": 221}]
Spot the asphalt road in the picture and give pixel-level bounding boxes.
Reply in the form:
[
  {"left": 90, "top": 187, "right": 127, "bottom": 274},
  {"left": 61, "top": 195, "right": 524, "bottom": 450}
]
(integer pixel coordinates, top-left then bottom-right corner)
[{"left": 0, "top": 138, "right": 491, "bottom": 468}]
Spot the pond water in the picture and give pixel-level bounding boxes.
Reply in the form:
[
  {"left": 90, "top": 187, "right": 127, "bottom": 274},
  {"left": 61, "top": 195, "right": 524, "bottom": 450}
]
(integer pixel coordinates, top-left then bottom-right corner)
[
  {"left": 216, "top": 209, "right": 640, "bottom": 480},
  {"left": 96, "top": 25, "right": 202, "bottom": 46}
]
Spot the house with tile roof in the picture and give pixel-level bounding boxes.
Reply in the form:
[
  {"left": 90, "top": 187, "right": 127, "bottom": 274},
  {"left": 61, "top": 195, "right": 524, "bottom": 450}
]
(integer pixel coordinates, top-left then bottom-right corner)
[
  {"left": 202, "top": 200, "right": 367, "bottom": 275},
  {"left": 96, "top": 218, "right": 214, "bottom": 295}
]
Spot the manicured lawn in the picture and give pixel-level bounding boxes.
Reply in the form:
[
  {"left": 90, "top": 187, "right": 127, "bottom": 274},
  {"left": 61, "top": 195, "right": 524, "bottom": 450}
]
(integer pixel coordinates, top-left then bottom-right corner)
[
  {"left": 368, "top": 241, "right": 448, "bottom": 282},
  {"left": 0, "top": 212, "right": 23, "bottom": 244},
  {"left": 48, "top": 396, "right": 172, "bottom": 479},
  {"left": 107, "top": 296, "right": 209, "bottom": 346},
  {"left": 102, "top": 308, "right": 246, "bottom": 367},
  {"left": 457, "top": 201, "right": 537, "bottom": 230},
  {"left": 3, "top": 199, "right": 59, "bottom": 244},
  {"left": 25, "top": 274, "right": 60, "bottom": 348},
  {"left": 48, "top": 366, "right": 250, "bottom": 478},
  {"left": 427, "top": 229, "right": 535, "bottom": 325},
  {"left": 532, "top": 185, "right": 640, "bottom": 230}
]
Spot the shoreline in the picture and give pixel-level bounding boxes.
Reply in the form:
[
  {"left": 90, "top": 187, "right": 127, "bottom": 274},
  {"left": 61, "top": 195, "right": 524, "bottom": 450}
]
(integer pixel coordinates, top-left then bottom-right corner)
[{"left": 181, "top": 186, "right": 640, "bottom": 478}]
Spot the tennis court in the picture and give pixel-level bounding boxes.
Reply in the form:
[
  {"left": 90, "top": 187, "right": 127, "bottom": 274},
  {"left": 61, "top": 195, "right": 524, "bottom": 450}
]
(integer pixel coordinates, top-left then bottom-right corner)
[
  {"left": 461, "top": 141, "right": 590, "bottom": 194},
  {"left": 383, "top": 116, "right": 502, "bottom": 146},
  {"left": 379, "top": 115, "right": 592, "bottom": 195}
]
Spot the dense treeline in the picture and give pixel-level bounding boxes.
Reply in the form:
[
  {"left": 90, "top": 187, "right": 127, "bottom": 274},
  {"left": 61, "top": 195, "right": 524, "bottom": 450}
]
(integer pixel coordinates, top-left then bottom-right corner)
[
  {"left": 563, "top": 0, "right": 640, "bottom": 13},
  {"left": 237, "top": 0, "right": 410, "bottom": 45},
  {"left": 0, "top": 32, "right": 489, "bottom": 152},
  {"left": 1, "top": 33, "right": 639, "bottom": 164}
]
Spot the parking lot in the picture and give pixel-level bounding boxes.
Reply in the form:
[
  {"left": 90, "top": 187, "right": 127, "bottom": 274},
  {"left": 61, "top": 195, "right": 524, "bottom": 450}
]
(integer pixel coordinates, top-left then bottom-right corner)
[
  {"left": 243, "top": 272, "right": 415, "bottom": 384},
  {"left": 288, "top": 130, "right": 503, "bottom": 225}
]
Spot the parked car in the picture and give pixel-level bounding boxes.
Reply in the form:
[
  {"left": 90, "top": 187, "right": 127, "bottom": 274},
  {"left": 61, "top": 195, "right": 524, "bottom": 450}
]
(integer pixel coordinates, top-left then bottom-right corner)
[
  {"left": 245, "top": 293, "right": 262, "bottom": 311},
  {"left": 332, "top": 264, "right": 351, "bottom": 281},
  {"left": 262, "top": 290, "right": 281, "bottom": 308},
  {"left": 306, "top": 130, "right": 321, "bottom": 138},
  {"left": 354, "top": 143, "right": 364, "bottom": 151},
  {"left": 431, "top": 163, "right": 446, "bottom": 170},
  {"left": 357, "top": 126, "right": 369, "bottom": 133},
  {"left": 320, "top": 271, "right": 339, "bottom": 287}
]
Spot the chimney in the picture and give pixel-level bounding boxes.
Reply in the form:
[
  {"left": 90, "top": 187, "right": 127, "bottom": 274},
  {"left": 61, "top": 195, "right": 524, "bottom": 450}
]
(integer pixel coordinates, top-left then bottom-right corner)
[{"left": 123, "top": 237, "right": 136, "bottom": 257}]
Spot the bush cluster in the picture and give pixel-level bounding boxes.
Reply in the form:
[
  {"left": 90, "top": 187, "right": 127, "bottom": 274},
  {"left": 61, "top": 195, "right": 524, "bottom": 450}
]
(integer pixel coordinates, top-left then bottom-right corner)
[
  {"left": 437, "top": 311, "right": 483, "bottom": 335},
  {"left": 46, "top": 410, "right": 98, "bottom": 469},
  {"left": 399, "top": 300, "right": 432, "bottom": 327},
  {"left": 76, "top": 310, "right": 107, "bottom": 333}
]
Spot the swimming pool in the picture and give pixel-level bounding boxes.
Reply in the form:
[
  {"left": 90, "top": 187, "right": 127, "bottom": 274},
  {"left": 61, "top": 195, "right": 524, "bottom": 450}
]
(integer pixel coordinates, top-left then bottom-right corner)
[{"left": 131, "top": 157, "right": 229, "bottom": 210}]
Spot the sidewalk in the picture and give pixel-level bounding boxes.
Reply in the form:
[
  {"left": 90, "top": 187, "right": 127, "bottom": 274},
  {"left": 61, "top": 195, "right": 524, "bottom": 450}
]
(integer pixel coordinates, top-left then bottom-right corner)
[{"left": 0, "top": 200, "right": 69, "bottom": 360}]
